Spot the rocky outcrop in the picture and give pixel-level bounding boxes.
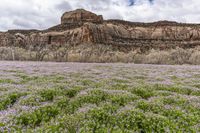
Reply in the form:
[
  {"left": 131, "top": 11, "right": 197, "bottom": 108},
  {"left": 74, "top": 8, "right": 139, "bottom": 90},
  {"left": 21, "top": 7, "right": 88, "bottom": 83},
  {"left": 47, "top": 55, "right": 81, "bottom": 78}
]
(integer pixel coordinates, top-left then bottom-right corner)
[
  {"left": 0, "top": 9, "right": 200, "bottom": 52},
  {"left": 61, "top": 9, "right": 103, "bottom": 24}
]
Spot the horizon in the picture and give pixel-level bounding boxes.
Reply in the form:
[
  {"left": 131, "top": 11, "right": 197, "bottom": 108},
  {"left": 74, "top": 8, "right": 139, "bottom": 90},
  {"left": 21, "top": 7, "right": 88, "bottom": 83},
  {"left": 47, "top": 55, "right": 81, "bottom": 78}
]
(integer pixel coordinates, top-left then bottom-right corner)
[
  {"left": 2, "top": 13, "right": 200, "bottom": 32},
  {"left": 1, "top": 0, "right": 200, "bottom": 31}
]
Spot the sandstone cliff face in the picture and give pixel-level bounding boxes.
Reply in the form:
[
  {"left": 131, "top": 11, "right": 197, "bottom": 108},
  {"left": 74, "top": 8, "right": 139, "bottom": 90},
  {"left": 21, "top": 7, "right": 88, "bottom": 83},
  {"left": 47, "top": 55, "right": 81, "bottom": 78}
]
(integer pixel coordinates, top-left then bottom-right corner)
[
  {"left": 61, "top": 9, "right": 103, "bottom": 24},
  {"left": 0, "top": 9, "right": 200, "bottom": 52}
]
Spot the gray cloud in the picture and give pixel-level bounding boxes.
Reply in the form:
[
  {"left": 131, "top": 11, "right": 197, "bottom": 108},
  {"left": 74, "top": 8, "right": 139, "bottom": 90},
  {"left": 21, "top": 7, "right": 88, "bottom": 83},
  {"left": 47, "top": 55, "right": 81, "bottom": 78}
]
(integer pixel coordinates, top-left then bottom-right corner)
[
  {"left": 0, "top": 0, "right": 200, "bottom": 31},
  {"left": 55, "top": 1, "right": 72, "bottom": 12}
]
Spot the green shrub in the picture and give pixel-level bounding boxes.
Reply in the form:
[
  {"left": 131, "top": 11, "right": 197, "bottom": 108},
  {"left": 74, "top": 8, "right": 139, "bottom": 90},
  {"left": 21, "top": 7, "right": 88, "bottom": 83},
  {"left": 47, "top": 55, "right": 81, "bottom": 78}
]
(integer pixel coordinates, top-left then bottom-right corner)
[
  {"left": 109, "top": 94, "right": 139, "bottom": 106},
  {"left": 110, "top": 83, "right": 129, "bottom": 90},
  {"left": 81, "top": 79, "right": 94, "bottom": 86},
  {"left": 0, "top": 93, "right": 22, "bottom": 110},
  {"left": 36, "top": 113, "right": 84, "bottom": 132},
  {"left": 19, "top": 95, "right": 43, "bottom": 106},
  {"left": 162, "top": 109, "right": 199, "bottom": 132},
  {"left": 154, "top": 84, "right": 193, "bottom": 95},
  {"left": 16, "top": 105, "right": 59, "bottom": 127},
  {"left": 66, "top": 100, "right": 82, "bottom": 114},
  {"left": 17, "top": 74, "right": 38, "bottom": 84},
  {"left": 0, "top": 78, "right": 15, "bottom": 84},
  {"left": 64, "top": 90, "right": 109, "bottom": 114},
  {"left": 0, "top": 122, "right": 5, "bottom": 127},
  {"left": 60, "top": 114, "right": 83, "bottom": 133},
  {"left": 117, "top": 109, "right": 170, "bottom": 132},
  {"left": 191, "top": 90, "right": 200, "bottom": 96},
  {"left": 84, "top": 104, "right": 118, "bottom": 132},
  {"left": 162, "top": 96, "right": 187, "bottom": 105},
  {"left": 135, "top": 100, "right": 164, "bottom": 114},
  {"left": 62, "top": 87, "right": 82, "bottom": 98},
  {"left": 131, "top": 87, "right": 155, "bottom": 99},
  {"left": 84, "top": 89, "right": 108, "bottom": 105},
  {"left": 54, "top": 96, "right": 69, "bottom": 109},
  {"left": 39, "top": 89, "right": 57, "bottom": 101}
]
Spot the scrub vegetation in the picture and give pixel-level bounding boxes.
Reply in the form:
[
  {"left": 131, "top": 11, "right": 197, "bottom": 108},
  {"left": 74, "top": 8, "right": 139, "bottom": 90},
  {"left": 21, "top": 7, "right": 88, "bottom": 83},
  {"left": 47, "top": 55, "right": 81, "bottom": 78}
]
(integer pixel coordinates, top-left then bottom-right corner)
[{"left": 0, "top": 62, "right": 199, "bottom": 132}]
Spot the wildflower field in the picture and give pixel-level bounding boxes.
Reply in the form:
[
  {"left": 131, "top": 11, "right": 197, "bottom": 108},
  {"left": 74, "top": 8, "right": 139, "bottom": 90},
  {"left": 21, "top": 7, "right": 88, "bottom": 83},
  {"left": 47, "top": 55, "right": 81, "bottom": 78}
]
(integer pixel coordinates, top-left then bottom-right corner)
[{"left": 0, "top": 61, "right": 199, "bottom": 132}]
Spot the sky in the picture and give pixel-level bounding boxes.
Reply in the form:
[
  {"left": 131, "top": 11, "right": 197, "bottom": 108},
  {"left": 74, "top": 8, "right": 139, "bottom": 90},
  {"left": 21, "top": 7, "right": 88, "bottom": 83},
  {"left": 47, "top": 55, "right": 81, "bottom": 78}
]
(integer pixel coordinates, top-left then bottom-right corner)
[{"left": 0, "top": 0, "right": 200, "bottom": 31}]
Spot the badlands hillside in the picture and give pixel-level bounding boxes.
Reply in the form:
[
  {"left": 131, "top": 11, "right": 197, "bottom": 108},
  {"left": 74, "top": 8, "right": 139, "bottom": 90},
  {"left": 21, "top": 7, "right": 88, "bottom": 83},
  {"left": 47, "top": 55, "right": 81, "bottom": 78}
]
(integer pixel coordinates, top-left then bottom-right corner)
[{"left": 0, "top": 9, "right": 199, "bottom": 64}]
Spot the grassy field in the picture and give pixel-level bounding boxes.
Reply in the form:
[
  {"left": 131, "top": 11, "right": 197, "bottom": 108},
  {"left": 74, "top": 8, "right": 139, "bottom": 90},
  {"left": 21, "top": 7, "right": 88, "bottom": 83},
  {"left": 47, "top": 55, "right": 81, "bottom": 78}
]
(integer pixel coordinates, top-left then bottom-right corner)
[{"left": 0, "top": 61, "right": 199, "bottom": 132}]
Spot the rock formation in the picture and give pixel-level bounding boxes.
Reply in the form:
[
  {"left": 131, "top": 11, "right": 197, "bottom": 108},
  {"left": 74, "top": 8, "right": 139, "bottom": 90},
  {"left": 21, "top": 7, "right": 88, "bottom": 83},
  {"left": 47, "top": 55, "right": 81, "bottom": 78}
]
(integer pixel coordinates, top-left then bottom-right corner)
[
  {"left": 61, "top": 9, "right": 103, "bottom": 24},
  {"left": 0, "top": 9, "right": 200, "bottom": 52}
]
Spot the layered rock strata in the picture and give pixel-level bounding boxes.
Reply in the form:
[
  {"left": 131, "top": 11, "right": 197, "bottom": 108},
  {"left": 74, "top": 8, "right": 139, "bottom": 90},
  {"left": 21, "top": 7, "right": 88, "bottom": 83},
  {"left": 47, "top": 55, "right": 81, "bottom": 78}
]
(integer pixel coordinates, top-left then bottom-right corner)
[{"left": 0, "top": 9, "right": 200, "bottom": 52}]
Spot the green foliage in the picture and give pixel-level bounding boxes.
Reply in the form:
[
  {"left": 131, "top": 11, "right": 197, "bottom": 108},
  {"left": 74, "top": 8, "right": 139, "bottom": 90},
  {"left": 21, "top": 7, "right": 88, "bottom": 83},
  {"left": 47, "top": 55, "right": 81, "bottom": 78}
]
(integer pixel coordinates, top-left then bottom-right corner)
[
  {"left": 16, "top": 105, "right": 59, "bottom": 127},
  {"left": 39, "top": 89, "right": 57, "bottom": 101},
  {"left": 153, "top": 84, "right": 193, "bottom": 95},
  {"left": 1, "top": 68, "right": 200, "bottom": 132},
  {"left": 109, "top": 93, "right": 139, "bottom": 106},
  {"left": 78, "top": 89, "right": 108, "bottom": 105},
  {"left": 64, "top": 89, "right": 109, "bottom": 114},
  {"left": 191, "top": 90, "right": 200, "bottom": 96},
  {"left": 110, "top": 83, "right": 129, "bottom": 90},
  {"left": 0, "top": 87, "right": 8, "bottom": 91},
  {"left": 62, "top": 86, "right": 82, "bottom": 98},
  {"left": 0, "top": 78, "right": 15, "bottom": 84},
  {"left": 37, "top": 114, "right": 84, "bottom": 133},
  {"left": 131, "top": 87, "right": 155, "bottom": 99},
  {"left": 136, "top": 100, "right": 164, "bottom": 114},
  {"left": 54, "top": 96, "right": 69, "bottom": 109},
  {"left": 38, "top": 86, "right": 82, "bottom": 103},
  {"left": 0, "top": 122, "right": 5, "bottom": 127},
  {"left": 16, "top": 73, "right": 38, "bottom": 84},
  {"left": 82, "top": 89, "right": 108, "bottom": 105},
  {"left": 83, "top": 104, "right": 119, "bottom": 133},
  {"left": 112, "top": 78, "right": 130, "bottom": 83},
  {"left": 162, "top": 96, "right": 187, "bottom": 105},
  {"left": 81, "top": 79, "right": 94, "bottom": 86},
  {"left": 117, "top": 109, "right": 170, "bottom": 132},
  {"left": 59, "top": 114, "right": 84, "bottom": 133},
  {"left": 0, "top": 93, "right": 22, "bottom": 110},
  {"left": 161, "top": 109, "right": 199, "bottom": 132},
  {"left": 17, "top": 73, "right": 64, "bottom": 84},
  {"left": 19, "top": 95, "right": 43, "bottom": 106}
]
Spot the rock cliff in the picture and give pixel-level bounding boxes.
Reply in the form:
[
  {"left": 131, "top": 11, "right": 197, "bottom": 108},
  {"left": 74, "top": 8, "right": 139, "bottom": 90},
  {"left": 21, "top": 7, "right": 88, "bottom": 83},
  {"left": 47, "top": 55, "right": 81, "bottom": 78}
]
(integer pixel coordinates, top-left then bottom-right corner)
[
  {"left": 0, "top": 9, "right": 200, "bottom": 52},
  {"left": 61, "top": 9, "right": 103, "bottom": 24}
]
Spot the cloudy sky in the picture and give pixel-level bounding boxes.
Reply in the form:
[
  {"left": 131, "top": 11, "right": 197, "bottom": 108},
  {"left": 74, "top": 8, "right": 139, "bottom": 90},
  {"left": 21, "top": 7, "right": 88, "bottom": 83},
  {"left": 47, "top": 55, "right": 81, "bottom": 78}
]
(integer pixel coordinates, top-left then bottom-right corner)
[{"left": 0, "top": 0, "right": 200, "bottom": 31}]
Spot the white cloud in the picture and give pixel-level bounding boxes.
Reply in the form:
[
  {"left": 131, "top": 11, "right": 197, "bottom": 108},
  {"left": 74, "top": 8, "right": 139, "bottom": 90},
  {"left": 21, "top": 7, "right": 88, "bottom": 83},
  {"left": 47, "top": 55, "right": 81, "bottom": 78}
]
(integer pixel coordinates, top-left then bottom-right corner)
[{"left": 0, "top": 0, "right": 200, "bottom": 31}]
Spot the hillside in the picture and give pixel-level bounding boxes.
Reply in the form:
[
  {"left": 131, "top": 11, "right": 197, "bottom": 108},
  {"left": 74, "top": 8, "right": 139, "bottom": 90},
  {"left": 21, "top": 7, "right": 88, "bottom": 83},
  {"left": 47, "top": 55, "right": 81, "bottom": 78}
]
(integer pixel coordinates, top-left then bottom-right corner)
[{"left": 0, "top": 9, "right": 200, "bottom": 64}]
